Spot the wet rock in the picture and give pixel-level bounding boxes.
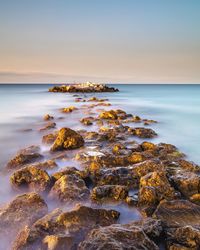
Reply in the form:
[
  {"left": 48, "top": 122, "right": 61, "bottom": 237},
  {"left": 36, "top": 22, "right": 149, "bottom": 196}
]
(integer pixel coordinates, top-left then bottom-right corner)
[
  {"left": 61, "top": 106, "right": 77, "bottom": 113},
  {"left": 80, "top": 117, "right": 94, "bottom": 125},
  {"left": 99, "top": 110, "right": 118, "bottom": 120},
  {"left": 42, "top": 132, "right": 57, "bottom": 144},
  {"left": 51, "top": 128, "right": 84, "bottom": 151},
  {"left": 6, "top": 146, "right": 43, "bottom": 169},
  {"left": 127, "top": 152, "right": 147, "bottom": 164},
  {"left": 130, "top": 217, "right": 163, "bottom": 239},
  {"left": 171, "top": 171, "right": 200, "bottom": 198},
  {"left": 10, "top": 165, "right": 51, "bottom": 192},
  {"left": 141, "top": 141, "right": 157, "bottom": 151},
  {"left": 78, "top": 224, "right": 159, "bottom": 250},
  {"left": 44, "top": 114, "right": 54, "bottom": 121},
  {"left": 13, "top": 205, "right": 119, "bottom": 250},
  {"left": 128, "top": 127, "right": 157, "bottom": 138},
  {"left": 94, "top": 167, "right": 138, "bottom": 188},
  {"left": 167, "top": 226, "right": 200, "bottom": 249},
  {"left": 39, "top": 122, "right": 56, "bottom": 131},
  {"left": 138, "top": 171, "right": 178, "bottom": 215},
  {"left": 0, "top": 193, "right": 47, "bottom": 235},
  {"left": 48, "top": 174, "right": 90, "bottom": 203},
  {"left": 132, "top": 159, "right": 164, "bottom": 178},
  {"left": 153, "top": 199, "right": 200, "bottom": 228},
  {"left": 177, "top": 159, "right": 200, "bottom": 173},
  {"left": 91, "top": 185, "right": 128, "bottom": 202},
  {"left": 190, "top": 193, "right": 200, "bottom": 205}
]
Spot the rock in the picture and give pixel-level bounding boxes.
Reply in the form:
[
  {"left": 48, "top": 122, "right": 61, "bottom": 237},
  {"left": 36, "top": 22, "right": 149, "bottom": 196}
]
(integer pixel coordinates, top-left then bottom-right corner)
[
  {"left": 0, "top": 193, "right": 47, "bottom": 235},
  {"left": 138, "top": 171, "right": 178, "bottom": 214},
  {"left": 33, "top": 160, "right": 58, "bottom": 170},
  {"left": 127, "top": 152, "right": 147, "bottom": 164},
  {"left": 132, "top": 159, "right": 164, "bottom": 178},
  {"left": 130, "top": 218, "right": 163, "bottom": 239},
  {"left": 52, "top": 167, "right": 80, "bottom": 181},
  {"left": 93, "top": 167, "right": 138, "bottom": 188},
  {"left": 91, "top": 185, "right": 128, "bottom": 202},
  {"left": 167, "top": 226, "right": 200, "bottom": 249},
  {"left": 78, "top": 224, "right": 159, "bottom": 250},
  {"left": 13, "top": 205, "right": 119, "bottom": 249},
  {"left": 80, "top": 117, "right": 94, "bottom": 125},
  {"left": 42, "top": 132, "right": 57, "bottom": 144},
  {"left": 39, "top": 122, "right": 56, "bottom": 131},
  {"left": 49, "top": 83, "right": 119, "bottom": 93},
  {"left": 141, "top": 141, "right": 157, "bottom": 151},
  {"left": 6, "top": 146, "right": 43, "bottom": 169},
  {"left": 50, "top": 128, "right": 84, "bottom": 151},
  {"left": 153, "top": 199, "right": 200, "bottom": 228},
  {"left": 61, "top": 106, "right": 77, "bottom": 113},
  {"left": 10, "top": 165, "right": 51, "bottom": 192},
  {"left": 128, "top": 127, "right": 157, "bottom": 138},
  {"left": 99, "top": 110, "right": 118, "bottom": 120},
  {"left": 42, "top": 234, "right": 74, "bottom": 250},
  {"left": 48, "top": 174, "right": 90, "bottom": 203},
  {"left": 44, "top": 114, "right": 54, "bottom": 121},
  {"left": 171, "top": 171, "right": 200, "bottom": 198}
]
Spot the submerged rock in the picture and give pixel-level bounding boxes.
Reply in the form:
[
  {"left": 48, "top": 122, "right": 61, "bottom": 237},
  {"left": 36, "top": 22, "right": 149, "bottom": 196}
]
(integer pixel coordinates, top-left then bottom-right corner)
[
  {"left": 48, "top": 174, "right": 90, "bottom": 203},
  {"left": 6, "top": 146, "right": 43, "bottom": 169},
  {"left": 51, "top": 127, "right": 84, "bottom": 151},
  {"left": 39, "top": 122, "right": 56, "bottom": 131},
  {"left": 0, "top": 193, "right": 47, "bottom": 235},
  {"left": 42, "top": 132, "right": 57, "bottom": 144},
  {"left": 80, "top": 117, "right": 94, "bottom": 125},
  {"left": 10, "top": 165, "right": 51, "bottom": 192},
  {"left": 61, "top": 106, "right": 77, "bottom": 113},
  {"left": 43, "top": 114, "right": 54, "bottom": 121}
]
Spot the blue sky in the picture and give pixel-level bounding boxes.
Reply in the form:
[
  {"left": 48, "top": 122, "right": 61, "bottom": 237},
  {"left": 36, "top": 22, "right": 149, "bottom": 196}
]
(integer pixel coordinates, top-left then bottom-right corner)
[{"left": 0, "top": 0, "right": 199, "bottom": 83}]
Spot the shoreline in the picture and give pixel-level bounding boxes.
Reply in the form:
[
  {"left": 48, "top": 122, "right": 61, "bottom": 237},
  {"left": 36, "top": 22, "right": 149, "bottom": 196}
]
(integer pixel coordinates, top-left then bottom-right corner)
[{"left": 1, "top": 84, "right": 200, "bottom": 249}]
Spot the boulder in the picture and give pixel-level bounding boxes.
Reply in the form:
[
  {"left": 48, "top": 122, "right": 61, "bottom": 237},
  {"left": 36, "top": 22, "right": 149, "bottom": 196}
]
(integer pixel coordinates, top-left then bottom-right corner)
[
  {"left": 33, "top": 160, "right": 57, "bottom": 170},
  {"left": 10, "top": 165, "right": 51, "bottom": 192},
  {"left": 51, "top": 128, "right": 84, "bottom": 151},
  {"left": 6, "top": 146, "right": 43, "bottom": 169},
  {"left": 138, "top": 171, "right": 178, "bottom": 215},
  {"left": 153, "top": 199, "right": 200, "bottom": 228},
  {"left": 171, "top": 171, "right": 200, "bottom": 198},
  {"left": 13, "top": 205, "right": 119, "bottom": 249},
  {"left": 48, "top": 174, "right": 90, "bottom": 203},
  {"left": 99, "top": 110, "right": 118, "bottom": 120},
  {"left": 0, "top": 193, "right": 47, "bottom": 235}
]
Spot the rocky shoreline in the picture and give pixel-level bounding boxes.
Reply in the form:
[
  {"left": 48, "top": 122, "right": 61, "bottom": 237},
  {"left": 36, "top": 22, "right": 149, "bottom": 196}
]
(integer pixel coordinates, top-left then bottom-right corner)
[{"left": 1, "top": 84, "right": 200, "bottom": 249}]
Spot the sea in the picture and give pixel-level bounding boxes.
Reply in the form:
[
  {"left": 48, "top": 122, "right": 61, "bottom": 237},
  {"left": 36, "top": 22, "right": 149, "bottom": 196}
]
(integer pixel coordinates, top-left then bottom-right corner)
[
  {"left": 0, "top": 83, "right": 200, "bottom": 249},
  {"left": 0, "top": 84, "right": 200, "bottom": 167}
]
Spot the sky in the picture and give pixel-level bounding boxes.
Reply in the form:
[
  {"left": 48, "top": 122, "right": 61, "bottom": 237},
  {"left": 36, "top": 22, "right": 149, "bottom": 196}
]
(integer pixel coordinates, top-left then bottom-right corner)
[{"left": 0, "top": 0, "right": 199, "bottom": 83}]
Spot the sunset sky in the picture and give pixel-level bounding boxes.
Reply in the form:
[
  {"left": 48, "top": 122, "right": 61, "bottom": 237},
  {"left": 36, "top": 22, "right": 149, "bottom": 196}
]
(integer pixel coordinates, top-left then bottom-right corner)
[{"left": 0, "top": 0, "right": 199, "bottom": 83}]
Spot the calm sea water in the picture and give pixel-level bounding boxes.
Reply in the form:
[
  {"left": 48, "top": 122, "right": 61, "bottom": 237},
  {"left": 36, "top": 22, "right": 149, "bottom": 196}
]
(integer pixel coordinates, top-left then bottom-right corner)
[{"left": 0, "top": 84, "right": 200, "bottom": 167}]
